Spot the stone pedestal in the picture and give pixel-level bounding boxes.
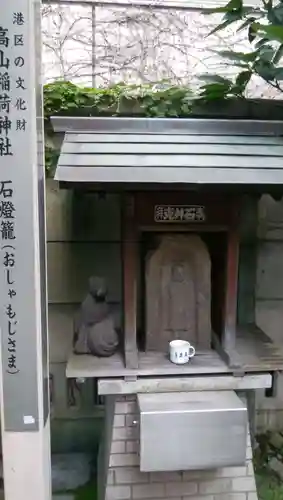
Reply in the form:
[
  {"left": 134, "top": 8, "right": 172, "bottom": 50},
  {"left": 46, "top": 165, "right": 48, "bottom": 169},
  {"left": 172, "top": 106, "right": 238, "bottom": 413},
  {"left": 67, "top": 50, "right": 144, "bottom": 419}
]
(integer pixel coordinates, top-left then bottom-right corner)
[{"left": 98, "top": 395, "right": 258, "bottom": 500}]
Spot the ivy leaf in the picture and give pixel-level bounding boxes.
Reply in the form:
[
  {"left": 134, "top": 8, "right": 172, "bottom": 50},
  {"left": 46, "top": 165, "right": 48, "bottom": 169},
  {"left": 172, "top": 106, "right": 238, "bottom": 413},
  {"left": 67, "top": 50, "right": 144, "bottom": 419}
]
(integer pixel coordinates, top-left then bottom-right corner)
[
  {"left": 273, "top": 43, "right": 283, "bottom": 64},
  {"left": 207, "top": 14, "right": 242, "bottom": 36},
  {"left": 204, "top": 6, "right": 236, "bottom": 13},
  {"left": 273, "top": 67, "right": 283, "bottom": 79},
  {"left": 263, "top": 0, "right": 273, "bottom": 10},
  {"left": 199, "top": 81, "right": 233, "bottom": 101},
  {"left": 199, "top": 91, "right": 229, "bottom": 101},
  {"left": 258, "top": 44, "right": 276, "bottom": 62},
  {"left": 255, "top": 37, "right": 270, "bottom": 49},
  {"left": 248, "top": 23, "right": 258, "bottom": 42},
  {"left": 225, "top": 0, "right": 243, "bottom": 10},
  {"left": 217, "top": 50, "right": 258, "bottom": 63},
  {"left": 205, "top": 0, "right": 245, "bottom": 35},
  {"left": 198, "top": 74, "right": 234, "bottom": 85},
  {"left": 236, "top": 70, "right": 252, "bottom": 88},
  {"left": 203, "top": 0, "right": 283, "bottom": 95},
  {"left": 267, "top": 3, "right": 283, "bottom": 23},
  {"left": 204, "top": 0, "right": 243, "bottom": 14},
  {"left": 253, "top": 23, "right": 283, "bottom": 43},
  {"left": 208, "top": 20, "right": 232, "bottom": 36},
  {"left": 254, "top": 60, "right": 276, "bottom": 81},
  {"left": 236, "top": 17, "right": 256, "bottom": 33},
  {"left": 200, "top": 82, "right": 231, "bottom": 91}
]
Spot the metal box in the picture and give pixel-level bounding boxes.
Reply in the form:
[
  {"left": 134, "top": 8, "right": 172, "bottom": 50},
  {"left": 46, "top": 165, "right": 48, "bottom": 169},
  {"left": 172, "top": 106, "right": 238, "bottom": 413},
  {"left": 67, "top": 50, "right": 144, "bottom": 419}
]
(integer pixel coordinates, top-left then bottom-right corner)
[{"left": 137, "top": 391, "right": 247, "bottom": 472}]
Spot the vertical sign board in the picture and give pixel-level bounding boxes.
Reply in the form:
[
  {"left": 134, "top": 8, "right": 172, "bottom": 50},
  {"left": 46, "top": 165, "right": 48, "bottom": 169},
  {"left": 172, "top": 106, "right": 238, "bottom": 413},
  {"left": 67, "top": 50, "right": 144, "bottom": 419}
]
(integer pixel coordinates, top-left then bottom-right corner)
[
  {"left": 34, "top": 0, "right": 50, "bottom": 427},
  {"left": 0, "top": 0, "right": 49, "bottom": 431}
]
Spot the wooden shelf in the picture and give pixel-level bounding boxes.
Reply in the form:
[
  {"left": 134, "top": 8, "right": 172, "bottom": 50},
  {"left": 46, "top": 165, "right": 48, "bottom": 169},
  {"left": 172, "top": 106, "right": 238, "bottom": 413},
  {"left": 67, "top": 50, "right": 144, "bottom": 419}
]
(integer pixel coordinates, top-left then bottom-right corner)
[
  {"left": 66, "top": 349, "right": 228, "bottom": 379},
  {"left": 66, "top": 324, "right": 283, "bottom": 379},
  {"left": 234, "top": 324, "right": 283, "bottom": 372}
]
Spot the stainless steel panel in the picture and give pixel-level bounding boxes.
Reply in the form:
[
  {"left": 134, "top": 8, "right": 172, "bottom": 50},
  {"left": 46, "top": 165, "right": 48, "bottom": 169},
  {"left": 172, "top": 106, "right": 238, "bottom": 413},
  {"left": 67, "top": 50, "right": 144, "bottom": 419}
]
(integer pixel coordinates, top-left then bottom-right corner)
[
  {"left": 137, "top": 391, "right": 247, "bottom": 472},
  {"left": 63, "top": 133, "right": 283, "bottom": 145},
  {"left": 59, "top": 153, "right": 283, "bottom": 168},
  {"left": 54, "top": 165, "right": 283, "bottom": 184},
  {"left": 51, "top": 116, "right": 283, "bottom": 136},
  {"left": 54, "top": 119, "right": 283, "bottom": 185},
  {"left": 62, "top": 142, "right": 283, "bottom": 156}
]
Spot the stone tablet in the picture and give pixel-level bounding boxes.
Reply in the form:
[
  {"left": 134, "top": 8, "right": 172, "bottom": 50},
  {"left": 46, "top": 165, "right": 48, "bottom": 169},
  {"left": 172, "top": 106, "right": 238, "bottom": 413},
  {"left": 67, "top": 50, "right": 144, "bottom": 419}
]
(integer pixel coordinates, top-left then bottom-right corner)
[{"left": 146, "top": 235, "right": 211, "bottom": 351}]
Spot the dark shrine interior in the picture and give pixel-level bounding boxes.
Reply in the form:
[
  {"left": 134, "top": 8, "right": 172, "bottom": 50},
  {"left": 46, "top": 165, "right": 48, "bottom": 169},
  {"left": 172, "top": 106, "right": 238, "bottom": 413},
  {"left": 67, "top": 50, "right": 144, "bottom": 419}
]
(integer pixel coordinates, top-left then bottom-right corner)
[{"left": 137, "top": 231, "right": 228, "bottom": 352}]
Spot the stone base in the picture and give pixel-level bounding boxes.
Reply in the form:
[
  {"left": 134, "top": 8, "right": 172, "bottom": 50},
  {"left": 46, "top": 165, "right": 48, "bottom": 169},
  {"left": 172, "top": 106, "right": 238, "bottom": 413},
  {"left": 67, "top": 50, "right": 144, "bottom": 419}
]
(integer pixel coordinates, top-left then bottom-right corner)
[{"left": 98, "top": 395, "right": 258, "bottom": 500}]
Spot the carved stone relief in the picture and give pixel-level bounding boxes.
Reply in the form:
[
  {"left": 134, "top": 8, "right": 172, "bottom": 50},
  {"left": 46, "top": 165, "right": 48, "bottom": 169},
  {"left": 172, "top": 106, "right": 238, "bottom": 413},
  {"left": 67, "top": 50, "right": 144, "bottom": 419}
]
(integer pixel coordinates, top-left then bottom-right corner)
[{"left": 146, "top": 235, "right": 211, "bottom": 351}]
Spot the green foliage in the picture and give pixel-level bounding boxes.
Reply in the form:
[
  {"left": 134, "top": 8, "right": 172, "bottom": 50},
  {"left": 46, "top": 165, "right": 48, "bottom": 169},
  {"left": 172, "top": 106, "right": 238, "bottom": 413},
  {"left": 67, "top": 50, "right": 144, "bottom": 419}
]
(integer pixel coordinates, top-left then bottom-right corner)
[
  {"left": 44, "top": 80, "right": 194, "bottom": 124},
  {"left": 257, "top": 471, "right": 283, "bottom": 500},
  {"left": 43, "top": 80, "right": 197, "bottom": 176},
  {"left": 41, "top": 0, "right": 283, "bottom": 176},
  {"left": 45, "top": 144, "right": 60, "bottom": 178},
  {"left": 254, "top": 432, "right": 283, "bottom": 500},
  {"left": 74, "top": 480, "right": 96, "bottom": 500},
  {"left": 198, "top": 73, "right": 250, "bottom": 101},
  {"left": 55, "top": 480, "right": 96, "bottom": 500},
  {"left": 202, "top": 0, "right": 283, "bottom": 99}
]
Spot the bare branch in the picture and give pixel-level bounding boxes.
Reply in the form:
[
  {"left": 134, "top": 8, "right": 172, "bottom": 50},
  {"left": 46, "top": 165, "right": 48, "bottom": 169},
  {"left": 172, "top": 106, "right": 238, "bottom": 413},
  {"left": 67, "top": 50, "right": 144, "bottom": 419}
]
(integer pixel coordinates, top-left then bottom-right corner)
[{"left": 41, "top": 2, "right": 282, "bottom": 97}]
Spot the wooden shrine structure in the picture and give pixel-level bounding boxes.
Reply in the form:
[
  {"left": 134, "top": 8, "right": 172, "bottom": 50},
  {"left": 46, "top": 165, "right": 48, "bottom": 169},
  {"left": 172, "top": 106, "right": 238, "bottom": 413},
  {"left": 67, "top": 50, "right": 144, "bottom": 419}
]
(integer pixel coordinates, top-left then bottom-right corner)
[
  {"left": 51, "top": 116, "right": 283, "bottom": 386},
  {"left": 50, "top": 115, "right": 283, "bottom": 500}
]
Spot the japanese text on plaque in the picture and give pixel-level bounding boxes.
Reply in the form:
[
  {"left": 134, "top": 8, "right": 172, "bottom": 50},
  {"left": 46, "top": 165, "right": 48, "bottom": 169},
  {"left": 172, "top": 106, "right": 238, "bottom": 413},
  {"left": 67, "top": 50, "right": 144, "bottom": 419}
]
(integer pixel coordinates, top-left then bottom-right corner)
[
  {"left": 0, "top": 11, "right": 26, "bottom": 375},
  {"left": 154, "top": 205, "right": 206, "bottom": 222},
  {"left": 0, "top": 12, "right": 27, "bottom": 156}
]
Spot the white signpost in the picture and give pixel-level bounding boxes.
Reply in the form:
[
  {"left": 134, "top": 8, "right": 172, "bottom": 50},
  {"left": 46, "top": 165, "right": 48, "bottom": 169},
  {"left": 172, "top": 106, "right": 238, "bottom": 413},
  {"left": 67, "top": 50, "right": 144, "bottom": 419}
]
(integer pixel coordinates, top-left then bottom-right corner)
[{"left": 0, "top": 0, "right": 51, "bottom": 498}]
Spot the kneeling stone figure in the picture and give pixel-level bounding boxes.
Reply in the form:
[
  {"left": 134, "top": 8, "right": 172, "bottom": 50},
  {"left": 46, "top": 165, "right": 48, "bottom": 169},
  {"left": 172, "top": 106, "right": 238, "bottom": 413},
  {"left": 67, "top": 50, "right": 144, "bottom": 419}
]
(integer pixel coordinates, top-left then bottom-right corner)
[{"left": 73, "top": 276, "right": 119, "bottom": 357}]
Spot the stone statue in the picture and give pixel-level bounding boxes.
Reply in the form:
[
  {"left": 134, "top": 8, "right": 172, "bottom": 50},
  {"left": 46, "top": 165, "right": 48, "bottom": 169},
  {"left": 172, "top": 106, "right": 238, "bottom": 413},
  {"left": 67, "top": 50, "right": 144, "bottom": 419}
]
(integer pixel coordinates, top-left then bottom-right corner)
[{"left": 73, "top": 276, "right": 119, "bottom": 357}]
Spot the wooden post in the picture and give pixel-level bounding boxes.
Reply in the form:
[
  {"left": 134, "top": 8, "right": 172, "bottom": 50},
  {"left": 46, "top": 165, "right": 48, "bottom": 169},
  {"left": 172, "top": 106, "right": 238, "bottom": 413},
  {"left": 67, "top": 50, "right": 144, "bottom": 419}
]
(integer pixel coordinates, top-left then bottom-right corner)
[
  {"left": 122, "top": 194, "right": 139, "bottom": 369},
  {"left": 237, "top": 195, "right": 258, "bottom": 326},
  {"left": 223, "top": 210, "right": 240, "bottom": 355},
  {"left": 247, "top": 390, "right": 256, "bottom": 450}
]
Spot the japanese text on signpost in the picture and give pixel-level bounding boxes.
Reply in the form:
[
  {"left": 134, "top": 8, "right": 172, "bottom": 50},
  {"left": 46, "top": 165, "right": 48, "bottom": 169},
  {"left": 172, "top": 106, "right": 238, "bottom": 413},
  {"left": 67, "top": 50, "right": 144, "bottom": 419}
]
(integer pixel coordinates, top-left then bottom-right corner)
[
  {"left": 0, "top": 13, "right": 28, "bottom": 379},
  {"left": 0, "top": 3, "right": 49, "bottom": 432}
]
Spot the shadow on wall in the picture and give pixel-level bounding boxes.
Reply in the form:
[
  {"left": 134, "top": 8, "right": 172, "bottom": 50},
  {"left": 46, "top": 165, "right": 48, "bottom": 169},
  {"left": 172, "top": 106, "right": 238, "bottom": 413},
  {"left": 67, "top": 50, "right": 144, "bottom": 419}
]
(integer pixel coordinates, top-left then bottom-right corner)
[{"left": 51, "top": 417, "right": 103, "bottom": 454}]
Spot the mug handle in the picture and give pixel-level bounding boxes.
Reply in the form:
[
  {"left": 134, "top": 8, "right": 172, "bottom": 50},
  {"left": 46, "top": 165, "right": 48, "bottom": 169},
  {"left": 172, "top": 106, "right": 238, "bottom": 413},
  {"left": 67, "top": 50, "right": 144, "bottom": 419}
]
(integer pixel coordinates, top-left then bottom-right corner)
[{"left": 188, "top": 345, "right": 195, "bottom": 358}]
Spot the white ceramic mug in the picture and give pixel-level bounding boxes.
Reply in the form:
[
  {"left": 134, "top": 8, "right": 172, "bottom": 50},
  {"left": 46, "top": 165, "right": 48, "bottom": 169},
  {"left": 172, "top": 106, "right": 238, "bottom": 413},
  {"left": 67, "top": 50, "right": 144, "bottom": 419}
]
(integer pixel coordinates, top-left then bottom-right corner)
[{"left": 169, "top": 339, "right": 196, "bottom": 365}]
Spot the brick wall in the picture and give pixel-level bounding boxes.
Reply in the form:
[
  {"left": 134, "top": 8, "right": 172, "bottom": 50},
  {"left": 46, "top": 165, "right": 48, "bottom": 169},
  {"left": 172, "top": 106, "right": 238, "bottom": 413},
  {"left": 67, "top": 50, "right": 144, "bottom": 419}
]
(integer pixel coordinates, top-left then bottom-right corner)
[{"left": 99, "top": 395, "right": 258, "bottom": 500}]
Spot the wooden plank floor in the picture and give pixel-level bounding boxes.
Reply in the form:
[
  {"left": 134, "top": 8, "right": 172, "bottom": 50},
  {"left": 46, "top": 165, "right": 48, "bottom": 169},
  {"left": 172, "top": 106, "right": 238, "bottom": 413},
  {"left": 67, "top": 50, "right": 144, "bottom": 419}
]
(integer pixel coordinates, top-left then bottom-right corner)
[
  {"left": 66, "top": 324, "right": 283, "bottom": 379},
  {"left": 66, "top": 349, "right": 229, "bottom": 379},
  {"left": 234, "top": 324, "right": 283, "bottom": 372}
]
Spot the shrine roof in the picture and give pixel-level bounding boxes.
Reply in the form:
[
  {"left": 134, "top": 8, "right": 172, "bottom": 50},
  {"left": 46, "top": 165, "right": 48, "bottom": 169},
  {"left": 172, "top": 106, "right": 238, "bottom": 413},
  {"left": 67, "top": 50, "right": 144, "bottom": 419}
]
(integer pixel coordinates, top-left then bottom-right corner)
[{"left": 51, "top": 116, "right": 283, "bottom": 185}]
